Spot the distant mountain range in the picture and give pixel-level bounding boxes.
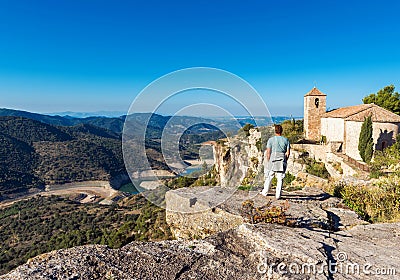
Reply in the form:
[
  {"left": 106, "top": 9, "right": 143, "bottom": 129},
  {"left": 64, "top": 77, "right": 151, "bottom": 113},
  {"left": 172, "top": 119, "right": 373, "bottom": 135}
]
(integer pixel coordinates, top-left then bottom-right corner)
[
  {"left": 0, "top": 108, "right": 242, "bottom": 135},
  {"left": 0, "top": 108, "right": 300, "bottom": 132},
  {"left": 46, "top": 111, "right": 127, "bottom": 118}
]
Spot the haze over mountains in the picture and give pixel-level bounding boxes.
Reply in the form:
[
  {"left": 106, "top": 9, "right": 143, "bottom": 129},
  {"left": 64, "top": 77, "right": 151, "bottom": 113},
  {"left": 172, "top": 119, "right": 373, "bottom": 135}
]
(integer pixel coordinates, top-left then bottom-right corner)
[
  {"left": 0, "top": 108, "right": 297, "bottom": 130},
  {"left": 46, "top": 111, "right": 127, "bottom": 118}
]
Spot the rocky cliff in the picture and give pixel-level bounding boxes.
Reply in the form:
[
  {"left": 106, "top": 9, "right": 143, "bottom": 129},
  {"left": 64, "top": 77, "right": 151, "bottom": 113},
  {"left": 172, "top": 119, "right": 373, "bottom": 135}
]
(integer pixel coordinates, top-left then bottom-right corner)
[
  {"left": 213, "top": 128, "right": 265, "bottom": 188},
  {"left": 165, "top": 186, "right": 367, "bottom": 239},
  {"left": 2, "top": 221, "right": 398, "bottom": 279}
]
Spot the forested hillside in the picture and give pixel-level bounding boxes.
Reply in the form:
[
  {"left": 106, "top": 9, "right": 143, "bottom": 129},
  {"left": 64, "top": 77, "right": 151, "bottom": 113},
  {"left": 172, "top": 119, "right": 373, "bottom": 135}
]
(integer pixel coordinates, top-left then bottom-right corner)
[
  {"left": 0, "top": 132, "right": 42, "bottom": 195},
  {"left": 0, "top": 116, "right": 129, "bottom": 198}
]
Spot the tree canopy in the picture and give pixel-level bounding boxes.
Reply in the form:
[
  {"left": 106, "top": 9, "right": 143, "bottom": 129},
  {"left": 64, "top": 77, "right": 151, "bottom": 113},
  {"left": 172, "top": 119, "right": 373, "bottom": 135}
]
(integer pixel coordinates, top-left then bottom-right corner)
[{"left": 363, "top": 85, "right": 400, "bottom": 115}]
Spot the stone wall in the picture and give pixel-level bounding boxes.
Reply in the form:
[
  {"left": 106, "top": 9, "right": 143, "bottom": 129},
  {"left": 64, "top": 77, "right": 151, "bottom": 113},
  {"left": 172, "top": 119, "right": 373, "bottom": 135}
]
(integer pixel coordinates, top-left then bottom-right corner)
[
  {"left": 326, "top": 152, "right": 358, "bottom": 177},
  {"left": 292, "top": 143, "right": 358, "bottom": 178},
  {"left": 292, "top": 143, "right": 328, "bottom": 162}
]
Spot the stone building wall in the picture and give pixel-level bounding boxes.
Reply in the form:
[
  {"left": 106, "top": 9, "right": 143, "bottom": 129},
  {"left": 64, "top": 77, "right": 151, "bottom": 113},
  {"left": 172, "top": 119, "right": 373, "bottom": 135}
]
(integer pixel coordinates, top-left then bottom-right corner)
[
  {"left": 345, "top": 121, "right": 400, "bottom": 161},
  {"left": 372, "top": 122, "right": 400, "bottom": 151},
  {"left": 321, "top": 117, "right": 344, "bottom": 142},
  {"left": 344, "top": 121, "right": 363, "bottom": 161}
]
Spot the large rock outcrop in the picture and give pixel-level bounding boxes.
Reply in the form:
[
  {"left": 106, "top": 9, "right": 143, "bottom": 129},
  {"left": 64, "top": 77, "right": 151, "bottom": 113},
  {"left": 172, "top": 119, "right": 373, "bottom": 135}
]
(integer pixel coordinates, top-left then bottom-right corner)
[
  {"left": 2, "top": 222, "right": 399, "bottom": 280},
  {"left": 165, "top": 186, "right": 367, "bottom": 239}
]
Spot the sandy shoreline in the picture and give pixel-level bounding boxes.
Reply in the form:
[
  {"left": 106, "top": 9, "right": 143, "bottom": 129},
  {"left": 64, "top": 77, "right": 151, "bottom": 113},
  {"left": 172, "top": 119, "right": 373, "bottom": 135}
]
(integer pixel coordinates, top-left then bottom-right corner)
[{"left": 0, "top": 181, "right": 119, "bottom": 209}]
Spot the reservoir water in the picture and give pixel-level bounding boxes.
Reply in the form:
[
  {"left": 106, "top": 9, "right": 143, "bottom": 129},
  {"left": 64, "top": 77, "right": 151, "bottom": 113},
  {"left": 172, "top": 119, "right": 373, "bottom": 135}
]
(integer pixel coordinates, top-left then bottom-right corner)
[{"left": 120, "top": 164, "right": 204, "bottom": 194}]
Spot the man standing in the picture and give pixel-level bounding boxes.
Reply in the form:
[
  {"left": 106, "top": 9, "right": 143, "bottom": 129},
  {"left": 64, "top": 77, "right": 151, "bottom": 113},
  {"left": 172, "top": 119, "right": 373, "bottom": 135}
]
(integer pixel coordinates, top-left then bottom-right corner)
[{"left": 260, "top": 124, "right": 290, "bottom": 199}]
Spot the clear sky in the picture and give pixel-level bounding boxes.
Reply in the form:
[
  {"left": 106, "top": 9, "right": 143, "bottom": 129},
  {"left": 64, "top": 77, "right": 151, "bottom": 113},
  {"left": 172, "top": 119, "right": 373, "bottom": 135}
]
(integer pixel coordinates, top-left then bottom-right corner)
[{"left": 1, "top": 0, "right": 399, "bottom": 116}]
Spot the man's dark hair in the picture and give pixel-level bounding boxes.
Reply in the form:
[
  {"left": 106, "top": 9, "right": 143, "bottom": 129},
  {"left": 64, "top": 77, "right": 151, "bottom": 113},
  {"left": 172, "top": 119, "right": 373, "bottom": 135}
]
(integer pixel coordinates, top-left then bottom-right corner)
[{"left": 274, "top": 124, "right": 283, "bottom": 134}]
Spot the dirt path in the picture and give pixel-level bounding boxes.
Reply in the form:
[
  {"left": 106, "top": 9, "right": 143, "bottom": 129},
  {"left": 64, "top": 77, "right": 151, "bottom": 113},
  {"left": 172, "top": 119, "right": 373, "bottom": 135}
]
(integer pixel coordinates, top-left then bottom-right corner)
[{"left": 0, "top": 181, "right": 119, "bottom": 209}]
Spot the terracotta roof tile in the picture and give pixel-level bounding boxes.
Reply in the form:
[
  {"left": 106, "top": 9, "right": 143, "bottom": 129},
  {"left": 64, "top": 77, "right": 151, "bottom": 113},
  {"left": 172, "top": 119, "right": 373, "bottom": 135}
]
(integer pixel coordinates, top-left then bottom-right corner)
[
  {"left": 304, "top": 87, "right": 327, "bottom": 97},
  {"left": 322, "top": 104, "right": 400, "bottom": 123},
  {"left": 346, "top": 104, "right": 400, "bottom": 122}
]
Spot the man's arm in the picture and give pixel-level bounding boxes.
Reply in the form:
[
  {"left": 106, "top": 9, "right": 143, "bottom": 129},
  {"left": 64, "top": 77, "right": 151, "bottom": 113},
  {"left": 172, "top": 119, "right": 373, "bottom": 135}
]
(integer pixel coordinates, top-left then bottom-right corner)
[
  {"left": 265, "top": 148, "right": 271, "bottom": 161},
  {"left": 285, "top": 142, "right": 290, "bottom": 159}
]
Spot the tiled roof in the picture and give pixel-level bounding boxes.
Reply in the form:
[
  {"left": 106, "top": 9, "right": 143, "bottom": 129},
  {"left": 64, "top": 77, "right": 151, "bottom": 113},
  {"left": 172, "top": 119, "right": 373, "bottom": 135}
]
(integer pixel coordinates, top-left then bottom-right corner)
[
  {"left": 304, "top": 87, "right": 327, "bottom": 97},
  {"left": 323, "top": 104, "right": 371, "bottom": 118},
  {"left": 322, "top": 104, "right": 400, "bottom": 123}
]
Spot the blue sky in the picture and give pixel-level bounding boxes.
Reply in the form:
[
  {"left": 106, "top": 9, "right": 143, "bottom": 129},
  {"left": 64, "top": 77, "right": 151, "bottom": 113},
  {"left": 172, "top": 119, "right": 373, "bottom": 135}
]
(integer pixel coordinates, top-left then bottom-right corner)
[{"left": 0, "top": 0, "right": 399, "bottom": 116}]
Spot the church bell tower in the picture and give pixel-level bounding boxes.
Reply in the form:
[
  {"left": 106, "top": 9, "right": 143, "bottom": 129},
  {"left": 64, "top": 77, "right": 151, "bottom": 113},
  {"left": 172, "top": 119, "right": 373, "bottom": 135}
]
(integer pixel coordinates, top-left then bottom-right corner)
[{"left": 304, "top": 87, "right": 327, "bottom": 140}]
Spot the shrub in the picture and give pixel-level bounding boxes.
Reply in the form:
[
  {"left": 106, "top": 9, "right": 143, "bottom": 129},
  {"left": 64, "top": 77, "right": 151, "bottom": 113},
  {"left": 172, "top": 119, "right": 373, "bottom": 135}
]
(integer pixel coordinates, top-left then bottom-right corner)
[
  {"left": 281, "top": 119, "right": 304, "bottom": 143},
  {"left": 369, "top": 143, "right": 400, "bottom": 178},
  {"left": 238, "top": 185, "right": 252, "bottom": 191},
  {"left": 358, "top": 116, "right": 373, "bottom": 163},
  {"left": 332, "top": 162, "right": 343, "bottom": 174},
  {"left": 329, "top": 179, "right": 400, "bottom": 222},
  {"left": 269, "top": 172, "right": 295, "bottom": 186},
  {"left": 303, "top": 158, "right": 330, "bottom": 179},
  {"left": 284, "top": 172, "right": 296, "bottom": 185}
]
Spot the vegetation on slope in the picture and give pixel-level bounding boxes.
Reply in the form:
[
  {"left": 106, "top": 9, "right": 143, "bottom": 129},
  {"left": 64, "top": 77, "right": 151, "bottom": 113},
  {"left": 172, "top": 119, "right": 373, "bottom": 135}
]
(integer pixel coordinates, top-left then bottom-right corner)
[
  {"left": 33, "top": 140, "right": 123, "bottom": 184},
  {"left": 0, "top": 116, "right": 72, "bottom": 144},
  {"left": 0, "top": 194, "right": 172, "bottom": 275},
  {"left": 0, "top": 132, "right": 43, "bottom": 195},
  {"left": 327, "top": 179, "right": 400, "bottom": 223},
  {"left": 369, "top": 135, "right": 400, "bottom": 178},
  {"left": 281, "top": 119, "right": 304, "bottom": 143},
  {"left": 322, "top": 141, "right": 400, "bottom": 223}
]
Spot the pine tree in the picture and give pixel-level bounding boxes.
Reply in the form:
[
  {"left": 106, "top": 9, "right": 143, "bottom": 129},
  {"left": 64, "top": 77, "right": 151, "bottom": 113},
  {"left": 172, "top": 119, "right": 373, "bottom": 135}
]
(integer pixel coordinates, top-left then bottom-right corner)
[
  {"left": 363, "top": 85, "right": 400, "bottom": 115},
  {"left": 358, "top": 116, "right": 373, "bottom": 162}
]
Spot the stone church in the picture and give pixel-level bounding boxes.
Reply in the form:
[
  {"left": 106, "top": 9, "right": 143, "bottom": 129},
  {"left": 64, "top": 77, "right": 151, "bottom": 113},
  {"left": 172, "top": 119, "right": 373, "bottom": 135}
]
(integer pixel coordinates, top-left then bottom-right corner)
[{"left": 304, "top": 87, "right": 400, "bottom": 161}]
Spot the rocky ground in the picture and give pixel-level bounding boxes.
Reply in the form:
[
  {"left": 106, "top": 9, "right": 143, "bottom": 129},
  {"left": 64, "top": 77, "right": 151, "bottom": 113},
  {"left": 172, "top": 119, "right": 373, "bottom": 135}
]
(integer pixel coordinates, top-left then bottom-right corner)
[
  {"left": 1, "top": 222, "right": 398, "bottom": 280},
  {"left": 165, "top": 186, "right": 368, "bottom": 239}
]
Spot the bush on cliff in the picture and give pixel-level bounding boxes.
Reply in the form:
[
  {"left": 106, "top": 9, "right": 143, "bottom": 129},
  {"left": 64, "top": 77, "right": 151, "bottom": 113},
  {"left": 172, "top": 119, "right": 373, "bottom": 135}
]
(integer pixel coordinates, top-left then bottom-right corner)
[
  {"left": 281, "top": 119, "right": 304, "bottom": 143},
  {"left": 369, "top": 136, "right": 400, "bottom": 178},
  {"left": 329, "top": 179, "right": 400, "bottom": 223}
]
